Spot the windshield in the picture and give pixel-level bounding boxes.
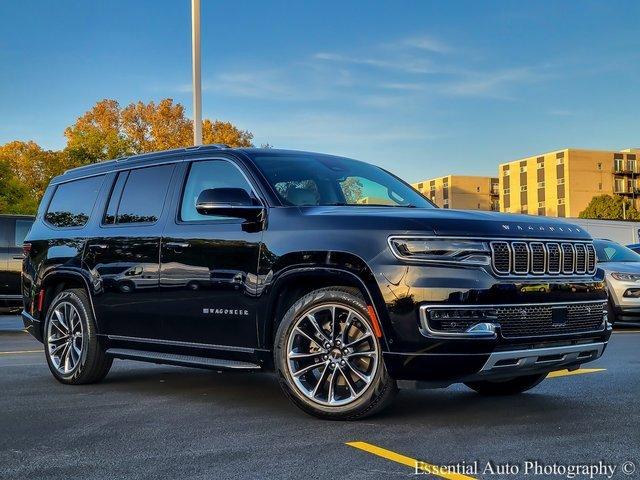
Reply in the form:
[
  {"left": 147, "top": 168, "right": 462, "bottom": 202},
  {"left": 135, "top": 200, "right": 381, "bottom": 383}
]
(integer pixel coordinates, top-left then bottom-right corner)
[
  {"left": 594, "top": 239, "right": 640, "bottom": 263},
  {"left": 249, "top": 152, "right": 434, "bottom": 208}
]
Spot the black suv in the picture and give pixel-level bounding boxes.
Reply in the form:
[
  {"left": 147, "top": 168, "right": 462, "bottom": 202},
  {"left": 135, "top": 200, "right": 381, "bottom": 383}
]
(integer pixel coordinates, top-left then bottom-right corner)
[
  {"left": 1, "top": 214, "right": 34, "bottom": 312},
  {"left": 21, "top": 146, "right": 611, "bottom": 419}
]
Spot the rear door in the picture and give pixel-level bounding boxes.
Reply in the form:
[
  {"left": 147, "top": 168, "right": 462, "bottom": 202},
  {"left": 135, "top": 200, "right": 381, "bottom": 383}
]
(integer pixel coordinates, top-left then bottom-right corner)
[
  {"left": 6, "top": 218, "right": 34, "bottom": 295},
  {"left": 83, "top": 164, "right": 177, "bottom": 340}
]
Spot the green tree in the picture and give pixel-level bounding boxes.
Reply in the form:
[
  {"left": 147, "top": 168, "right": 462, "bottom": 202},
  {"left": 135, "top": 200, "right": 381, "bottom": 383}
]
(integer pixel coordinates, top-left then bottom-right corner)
[
  {"left": 578, "top": 194, "right": 640, "bottom": 220},
  {"left": 0, "top": 140, "right": 67, "bottom": 214}
]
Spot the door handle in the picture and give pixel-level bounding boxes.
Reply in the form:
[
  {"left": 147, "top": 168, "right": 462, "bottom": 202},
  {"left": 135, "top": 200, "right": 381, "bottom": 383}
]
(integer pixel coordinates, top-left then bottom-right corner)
[{"left": 165, "top": 242, "right": 190, "bottom": 250}]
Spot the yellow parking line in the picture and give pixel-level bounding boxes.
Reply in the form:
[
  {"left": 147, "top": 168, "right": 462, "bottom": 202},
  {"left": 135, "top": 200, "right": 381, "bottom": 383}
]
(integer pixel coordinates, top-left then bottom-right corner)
[
  {"left": 548, "top": 368, "right": 605, "bottom": 378},
  {"left": 613, "top": 330, "right": 640, "bottom": 334},
  {"left": 0, "top": 350, "right": 42, "bottom": 355},
  {"left": 346, "top": 441, "right": 477, "bottom": 480}
]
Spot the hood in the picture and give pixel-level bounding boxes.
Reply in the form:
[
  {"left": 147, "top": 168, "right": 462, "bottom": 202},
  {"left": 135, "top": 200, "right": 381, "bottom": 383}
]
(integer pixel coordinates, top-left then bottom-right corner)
[
  {"left": 301, "top": 206, "right": 592, "bottom": 240},
  {"left": 597, "top": 261, "right": 640, "bottom": 274}
]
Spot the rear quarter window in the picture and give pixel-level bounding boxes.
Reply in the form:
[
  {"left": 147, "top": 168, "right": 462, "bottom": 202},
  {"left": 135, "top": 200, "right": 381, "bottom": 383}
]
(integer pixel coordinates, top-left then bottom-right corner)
[
  {"left": 45, "top": 175, "right": 105, "bottom": 228},
  {"left": 14, "top": 219, "right": 33, "bottom": 246}
]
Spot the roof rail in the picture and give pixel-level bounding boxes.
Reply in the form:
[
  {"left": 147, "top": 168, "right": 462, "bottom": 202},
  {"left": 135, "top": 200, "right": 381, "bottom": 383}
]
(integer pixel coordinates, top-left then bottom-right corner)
[{"left": 185, "top": 143, "right": 230, "bottom": 150}]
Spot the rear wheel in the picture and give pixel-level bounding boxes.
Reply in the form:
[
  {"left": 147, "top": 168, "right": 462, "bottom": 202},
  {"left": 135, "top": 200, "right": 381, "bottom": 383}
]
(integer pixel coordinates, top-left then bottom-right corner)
[
  {"left": 44, "top": 288, "right": 112, "bottom": 384},
  {"left": 464, "top": 373, "right": 547, "bottom": 395},
  {"left": 275, "top": 287, "right": 396, "bottom": 420}
]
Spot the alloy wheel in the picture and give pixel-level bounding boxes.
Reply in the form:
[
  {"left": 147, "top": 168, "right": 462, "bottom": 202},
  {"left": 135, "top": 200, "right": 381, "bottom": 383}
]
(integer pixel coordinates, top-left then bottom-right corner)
[
  {"left": 47, "top": 301, "right": 84, "bottom": 374},
  {"left": 286, "top": 303, "right": 379, "bottom": 407}
]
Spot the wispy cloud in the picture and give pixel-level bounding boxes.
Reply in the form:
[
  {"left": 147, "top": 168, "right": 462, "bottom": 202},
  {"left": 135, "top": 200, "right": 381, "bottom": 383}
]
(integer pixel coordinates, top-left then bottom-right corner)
[
  {"left": 314, "top": 52, "right": 434, "bottom": 74},
  {"left": 395, "top": 35, "right": 452, "bottom": 54},
  {"left": 439, "top": 67, "right": 548, "bottom": 99}
]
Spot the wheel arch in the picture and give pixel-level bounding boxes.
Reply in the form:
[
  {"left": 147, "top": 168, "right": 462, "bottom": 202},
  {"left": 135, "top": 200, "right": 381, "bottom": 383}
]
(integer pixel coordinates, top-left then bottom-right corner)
[
  {"left": 39, "top": 269, "right": 98, "bottom": 335},
  {"left": 260, "top": 254, "right": 389, "bottom": 354}
]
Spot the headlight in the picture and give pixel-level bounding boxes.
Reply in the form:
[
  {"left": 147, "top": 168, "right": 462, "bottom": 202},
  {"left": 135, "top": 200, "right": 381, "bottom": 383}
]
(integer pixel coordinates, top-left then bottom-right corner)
[
  {"left": 388, "top": 237, "right": 491, "bottom": 265},
  {"left": 610, "top": 272, "right": 640, "bottom": 282}
]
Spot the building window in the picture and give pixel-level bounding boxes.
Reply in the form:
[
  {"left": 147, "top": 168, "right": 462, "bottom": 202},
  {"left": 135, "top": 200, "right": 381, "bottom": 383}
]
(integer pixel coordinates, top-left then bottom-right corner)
[
  {"left": 537, "top": 181, "right": 545, "bottom": 188},
  {"left": 558, "top": 178, "right": 565, "bottom": 185},
  {"left": 538, "top": 201, "right": 545, "bottom": 208},
  {"left": 627, "top": 160, "right": 637, "bottom": 173},
  {"left": 504, "top": 170, "right": 510, "bottom": 177},
  {"left": 597, "top": 163, "right": 602, "bottom": 171},
  {"left": 520, "top": 166, "right": 527, "bottom": 173},
  {"left": 537, "top": 162, "right": 544, "bottom": 170},
  {"left": 556, "top": 158, "right": 564, "bottom": 165},
  {"left": 504, "top": 188, "right": 510, "bottom": 195},
  {"left": 417, "top": 182, "right": 423, "bottom": 190},
  {"left": 558, "top": 198, "right": 566, "bottom": 205},
  {"left": 614, "top": 158, "right": 623, "bottom": 171},
  {"left": 520, "top": 185, "right": 527, "bottom": 192},
  {"left": 521, "top": 206, "right": 528, "bottom": 214},
  {"left": 615, "top": 178, "right": 625, "bottom": 193},
  {"left": 598, "top": 183, "right": 602, "bottom": 191},
  {"left": 476, "top": 186, "right": 480, "bottom": 192},
  {"left": 477, "top": 203, "right": 481, "bottom": 209}
]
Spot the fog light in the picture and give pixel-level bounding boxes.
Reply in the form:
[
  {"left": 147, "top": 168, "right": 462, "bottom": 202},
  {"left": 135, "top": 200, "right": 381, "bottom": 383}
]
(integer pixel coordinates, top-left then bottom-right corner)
[
  {"left": 465, "top": 322, "right": 497, "bottom": 335},
  {"left": 623, "top": 288, "right": 640, "bottom": 298}
]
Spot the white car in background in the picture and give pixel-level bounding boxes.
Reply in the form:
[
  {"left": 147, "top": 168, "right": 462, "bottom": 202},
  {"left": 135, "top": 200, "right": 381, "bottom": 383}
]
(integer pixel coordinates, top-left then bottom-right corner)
[{"left": 595, "top": 238, "right": 640, "bottom": 325}]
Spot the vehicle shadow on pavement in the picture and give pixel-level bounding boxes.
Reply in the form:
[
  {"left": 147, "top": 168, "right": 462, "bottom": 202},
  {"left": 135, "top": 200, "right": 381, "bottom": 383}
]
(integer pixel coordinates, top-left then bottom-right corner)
[{"left": 100, "top": 363, "right": 578, "bottom": 424}]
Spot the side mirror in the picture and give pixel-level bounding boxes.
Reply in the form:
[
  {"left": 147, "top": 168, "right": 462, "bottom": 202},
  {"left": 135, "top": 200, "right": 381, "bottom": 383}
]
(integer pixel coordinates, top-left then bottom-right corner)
[{"left": 195, "top": 188, "right": 265, "bottom": 223}]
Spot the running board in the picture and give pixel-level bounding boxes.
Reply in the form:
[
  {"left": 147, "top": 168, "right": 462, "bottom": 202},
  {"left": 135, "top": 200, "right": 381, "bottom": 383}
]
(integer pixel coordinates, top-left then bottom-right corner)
[{"left": 105, "top": 348, "right": 261, "bottom": 371}]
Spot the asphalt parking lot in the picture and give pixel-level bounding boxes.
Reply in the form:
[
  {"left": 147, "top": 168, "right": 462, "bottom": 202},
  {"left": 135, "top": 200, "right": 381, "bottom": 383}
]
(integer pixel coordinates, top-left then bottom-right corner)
[{"left": 0, "top": 314, "right": 638, "bottom": 480}]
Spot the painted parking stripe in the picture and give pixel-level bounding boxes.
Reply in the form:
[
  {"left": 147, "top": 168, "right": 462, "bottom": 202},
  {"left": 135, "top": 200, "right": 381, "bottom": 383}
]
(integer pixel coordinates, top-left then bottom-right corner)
[
  {"left": 0, "top": 350, "right": 42, "bottom": 355},
  {"left": 612, "top": 330, "right": 640, "bottom": 334},
  {"left": 547, "top": 368, "right": 605, "bottom": 378},
  {"left": 346, "top": 441, "right": 477, "bottom": 480}
]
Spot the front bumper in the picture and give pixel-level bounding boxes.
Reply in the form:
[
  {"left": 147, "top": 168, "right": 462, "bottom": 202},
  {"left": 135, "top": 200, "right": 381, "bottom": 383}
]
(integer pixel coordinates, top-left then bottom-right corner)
[{"left": 376, "top": 263, "right": 610, "bottom": 383}]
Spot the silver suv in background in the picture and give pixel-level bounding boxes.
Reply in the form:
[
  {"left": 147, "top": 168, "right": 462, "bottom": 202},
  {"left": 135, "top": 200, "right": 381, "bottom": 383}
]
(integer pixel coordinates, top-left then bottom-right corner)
[{"left": 595, "top": 238, "right": 640, "bottom": 325}]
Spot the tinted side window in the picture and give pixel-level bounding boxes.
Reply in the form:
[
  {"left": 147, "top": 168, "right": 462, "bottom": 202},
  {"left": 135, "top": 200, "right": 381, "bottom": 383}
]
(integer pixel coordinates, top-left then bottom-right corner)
[
  {"left": 110, "top": 165, "right": 174, "bottom": 224},
  {"left": 14, "top": 219, "right": 34, "bottom": 246},
  {"left": 180, "top": 160, "right": 255, "bottom": 222},
  {"left": 45, "top": 175, "right": 105, "bottom": 228}
]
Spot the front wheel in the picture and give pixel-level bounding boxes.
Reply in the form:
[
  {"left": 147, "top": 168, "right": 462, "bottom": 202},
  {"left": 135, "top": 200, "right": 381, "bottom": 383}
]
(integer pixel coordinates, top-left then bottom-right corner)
[
  {"left": 274, "top": 287, "right": 397, "bottom": 420},
  {"left": 464, "top": 373, "right": 547, "bottom": 395}
]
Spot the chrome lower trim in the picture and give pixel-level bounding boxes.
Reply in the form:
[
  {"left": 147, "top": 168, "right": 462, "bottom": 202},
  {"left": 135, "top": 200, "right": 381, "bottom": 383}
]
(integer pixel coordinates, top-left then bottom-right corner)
[
  {"left": 0, "top": 294, "right": 22, "bottom": 300},
  {"left": 106, "top": 334, "right": 255, "bottom": 354},
  {"left": 479, "top": 342, "right": 606, "bottom": 373}
]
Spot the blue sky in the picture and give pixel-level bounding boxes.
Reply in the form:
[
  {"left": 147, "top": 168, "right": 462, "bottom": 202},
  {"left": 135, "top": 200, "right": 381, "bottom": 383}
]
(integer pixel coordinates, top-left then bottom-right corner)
[{"left": 1, "top": 0, "right": 639, "bottom": 182}]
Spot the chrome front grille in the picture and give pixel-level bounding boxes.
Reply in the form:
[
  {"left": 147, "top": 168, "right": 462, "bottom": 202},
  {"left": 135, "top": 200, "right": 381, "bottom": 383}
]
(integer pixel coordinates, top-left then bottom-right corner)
[{"left": 490, "top": 240, "right": 596, "bottom": 276}]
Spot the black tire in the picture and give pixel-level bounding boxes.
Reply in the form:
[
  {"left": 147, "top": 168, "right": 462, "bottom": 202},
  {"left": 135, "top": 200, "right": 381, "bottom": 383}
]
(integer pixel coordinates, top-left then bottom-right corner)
[
  {"left": 274, "top": 287, "right": 397, "bottom": 420},
  {"left": 464, "top": 373, "right": 547, "bottom": 395},
  {"left": 43, "top": 288, "right": 112, "bottom": 385}
]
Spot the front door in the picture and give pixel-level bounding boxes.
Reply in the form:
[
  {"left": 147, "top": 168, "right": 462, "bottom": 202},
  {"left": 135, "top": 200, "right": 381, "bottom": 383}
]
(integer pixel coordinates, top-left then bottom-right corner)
[
  {"left": 159, "top": 159, "right": 263, "bottom": 348},
  {"left": 84, "top": 164, "right": 176, "bottom": 339}
]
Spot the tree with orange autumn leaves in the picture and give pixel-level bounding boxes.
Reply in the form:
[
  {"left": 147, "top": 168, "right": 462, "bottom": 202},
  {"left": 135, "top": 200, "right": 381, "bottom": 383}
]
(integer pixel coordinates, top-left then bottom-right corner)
[{"left": 0, "top": 98, "right": 254, "bottom": 214}]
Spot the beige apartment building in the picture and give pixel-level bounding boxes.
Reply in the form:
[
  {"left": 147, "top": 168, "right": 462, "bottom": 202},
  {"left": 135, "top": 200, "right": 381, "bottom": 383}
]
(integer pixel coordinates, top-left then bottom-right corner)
[
  {"left": 499, "top": 148, "right": 640, "bottom": 218},
  {"left": 412, "top": 175, "right": 500, "bottom": 210}
]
